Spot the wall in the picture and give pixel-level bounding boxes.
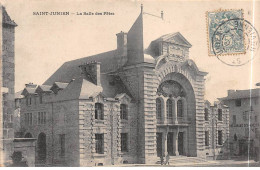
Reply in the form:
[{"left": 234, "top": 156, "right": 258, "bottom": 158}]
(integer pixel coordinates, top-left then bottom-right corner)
[
  {"left": 20, "top": 94, "right": 79, "bottom": 166},
  {"left": 78, "top": 94, "right": 138, "bottom": 166}
]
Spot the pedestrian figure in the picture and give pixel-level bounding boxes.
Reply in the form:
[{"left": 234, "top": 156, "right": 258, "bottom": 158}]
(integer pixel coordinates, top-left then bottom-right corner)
[
  {"left": 160, "top": 155, "right": 164, "bottom": 165},
  {"left": 165, "top": 153, "right": 170, "bottom": 165}
]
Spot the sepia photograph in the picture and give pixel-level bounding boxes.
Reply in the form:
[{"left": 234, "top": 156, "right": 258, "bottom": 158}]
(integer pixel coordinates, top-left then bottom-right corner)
[{"left": 0, "top": 0, "right": 260, "bottom": 167}]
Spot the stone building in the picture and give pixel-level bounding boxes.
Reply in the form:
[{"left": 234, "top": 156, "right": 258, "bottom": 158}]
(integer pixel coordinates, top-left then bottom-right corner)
[
  {"left": 20, "top": 8, "right": 226, "bottom": 166},
  {"left": 220, "top": 89, "right": 260, "bottom": 157},
  {"left": 0, "top": 5, "right": 17, "bottom": 165},
  {"left": 204, "top": 101, "right": 229, "bottom": 160}
]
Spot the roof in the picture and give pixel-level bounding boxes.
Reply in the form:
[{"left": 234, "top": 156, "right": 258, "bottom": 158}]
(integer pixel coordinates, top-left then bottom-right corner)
[
  {"left": 50, "top": 74, "right": 131, "bottom": 102},
  {"left": 44, "top": 50, "right": 118, "bottom": 85},
  {"left": 15, "top": 90, "right": 24, "bottom": 99},
  {"left": 21, "top": 87, "right": 37, "bottom": 96},
  {"left": 53, "top": 82, "right": 69, "bottom": 89},
  {"left": 127, "top": 11, "right": 192, "bottom": 65},
  {"left": 219, "top": 88, "right": 260, "bottom": 100},
  {"left": 2, "top": 6, "right": 17, "bottom": 26},
  {"left": 37, "top": 85, "right": 52, "bottom": 92}
]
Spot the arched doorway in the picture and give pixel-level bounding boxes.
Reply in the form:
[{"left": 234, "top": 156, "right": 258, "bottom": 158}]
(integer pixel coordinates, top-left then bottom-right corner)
[
  {"left": 37, "top": 133, "right": 46, "bottom": 164},
  {"left": 24, "top": 133, "right": 33, "bottom": 138}
]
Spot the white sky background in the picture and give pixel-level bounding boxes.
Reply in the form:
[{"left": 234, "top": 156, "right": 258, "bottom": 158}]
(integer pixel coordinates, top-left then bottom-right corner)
[{"left": 2, "top": 0, "right": 260, "bottom": 103}]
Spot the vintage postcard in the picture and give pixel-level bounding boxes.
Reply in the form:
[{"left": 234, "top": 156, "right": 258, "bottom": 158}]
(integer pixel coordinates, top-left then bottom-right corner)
[{"left": 0, "top": 0, "right": 260, "bottom": 167}]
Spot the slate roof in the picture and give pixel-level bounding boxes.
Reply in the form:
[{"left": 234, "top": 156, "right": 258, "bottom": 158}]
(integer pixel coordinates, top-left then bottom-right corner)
[
  {"left": 21, "top": 87, "right": 37, "bottom": 96},
  {"left": 219, "top": 88, "right": 260, "bottom": 100},
  {"left": 53, "top": 82, "right": 69, "bottom": 89},
  {"left": 44, "top": 50, "right": 118, "bottom": 85},
  {"left": 50, "top": 74, "right": 131, "bottom": 101},
  {"left": 2, "top": 6, "right": 17, "bottom": 26},
  {"left": 15, "top": 90, "right": 24, "bottom": 99},
  {"left": 37, "top": 85, "right": 52, "bottom": 92}
]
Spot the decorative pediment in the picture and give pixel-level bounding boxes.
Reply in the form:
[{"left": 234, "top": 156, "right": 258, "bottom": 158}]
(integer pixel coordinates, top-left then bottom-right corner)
[
  {"left": 161, "top": 32, "right": 192, "bottom": 48},
  {"left": 115, "top": 93, "right": 131, "bottom": 103}
]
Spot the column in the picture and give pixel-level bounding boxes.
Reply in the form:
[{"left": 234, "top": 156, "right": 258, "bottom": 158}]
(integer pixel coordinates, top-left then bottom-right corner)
[
  {"left": 182, "top": 98, "right": 187, "bottom": 122},
  {"left": 174, "top": 98, "right": 178, "bottom": 124},
  {"left": 163, "top": 97, "right": 167, "bottom": 124},
  {"left": 183, "top": 131, "right": 188, "bottom": 156},
  {"left": 174, "top": 129, "right": 179, "bottom": 156},
  {"left": 164, "top": 131, "right": 168, "bottom": 156}
]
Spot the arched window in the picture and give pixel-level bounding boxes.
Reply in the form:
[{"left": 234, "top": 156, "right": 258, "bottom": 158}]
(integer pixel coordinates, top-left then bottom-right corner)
[
  {"left": 177, "top": 100, "right": 183, "bottom": 117},
  {"left": 166, "top": 99, "right": 173, "bottom": 118},
  {"left": 120, "top": 104, "right": 128, "bottom": 120},
  {"left": 156, "top": 98, "right": 162, "bottom": 119},
  {"left": 95, "top": 103, "right": 104, "bottom": 120},
  {"left": 204, "top": 108, "right": 209, "bottom": 121}
]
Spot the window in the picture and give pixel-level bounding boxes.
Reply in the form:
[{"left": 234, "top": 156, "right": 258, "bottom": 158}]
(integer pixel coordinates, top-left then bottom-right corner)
[
  {"left": 205, "top": 131, "right": 209, "bottom": 146},
  {"left": 38, "top": 112, "right": 46, "bottom": 125},
  {"left": 95, "top": 103, "right": 104, "bottom": 120},
  {"left": 218, "top": 130, "right": 223, "bottom": 145},
  {"left": 26, "top": 97, "right": 32, "bottom": 106},
  {"left": 156, "top": 98, "right": 162, "bottom": 119},
  {"left": 243, "top": 112, "right": 249, "bottom": 120},
  {"left": 218, "top": 109, "right": 222, "bottom": 121},
  {"left": 233, "top": 115, "right": 236, "bottom": 125},
  {"left": 235, "top": 99, "right": 241, "bottom": 107},
  {"left": 204, "top": 108, "right": 209, "bottom": 121},
  {"left": 39, "top": 94, "right": 43, "bottom": 104},
  {"left": 25, "top": 113, "right": 33, "bottom": 125},
  {"left": 177, "top": 100, "right": 183, "bottom": 117},
  {"left": 59, "top": 134, "right": 65, "bottom": 157},
  {"left": 166, "top": 99, "right": 173, "bottom": 118},
  {"left": 121, "top": 133, "right": 128, "bottom": 152},
  {"left": 95, "top": 134, "right": 104, "bottom": 154},
  {"left": 120, "top": 104, "right": 128, "bottom": 120}
]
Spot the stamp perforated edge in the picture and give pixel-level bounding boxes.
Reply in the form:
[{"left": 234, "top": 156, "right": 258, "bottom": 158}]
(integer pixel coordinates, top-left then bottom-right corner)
[{"left": 206, "top": 8, "right": 246, "bottom": 57}]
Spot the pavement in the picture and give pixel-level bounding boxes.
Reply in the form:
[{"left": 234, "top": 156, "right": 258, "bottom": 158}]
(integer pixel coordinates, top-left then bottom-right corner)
[{"left": 119, "top": 158, "right": 260, "bottom": 167}]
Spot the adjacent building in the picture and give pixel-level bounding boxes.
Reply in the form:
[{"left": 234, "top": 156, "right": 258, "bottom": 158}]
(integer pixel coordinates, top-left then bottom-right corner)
[
  {"left": 20, "top": 7, "right": 229, "bottom": 166},
  {"left": 220, "top": 89, "right": 260, "bottom": 158},
  {"left": 204, "top": 101, "right": 229, "bottom": 160},
  {"left": 0, "top": 5, "right": 17, "bottom": 165}
]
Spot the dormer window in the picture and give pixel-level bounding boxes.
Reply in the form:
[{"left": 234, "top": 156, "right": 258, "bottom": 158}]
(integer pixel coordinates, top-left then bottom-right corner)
[
  {"left": 120, "top": 104, "right": 128, "bottom": 120},
  {"left": 95, "top": 103, "right": 104, "bottom": 120}
]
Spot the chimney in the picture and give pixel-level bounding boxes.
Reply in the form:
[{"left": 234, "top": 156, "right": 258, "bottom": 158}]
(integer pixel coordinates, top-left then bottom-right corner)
[
  {"left": 161, "top": 11, "right": 164, "bottom": 20},
  {"left": 25, "top": 83, "right": 37, "bottom": 88},
  {"left": 116, "top": 31, "right": 127, "bottom": 57},
  {"left": 141, "top": 4, "right": 143, "bottom": 13},
  {"left": 228, "top": 90, "right": 235, "bottom": 96},
  {"left": 79, "top": 61, "right": 101, "bottom": 86}
]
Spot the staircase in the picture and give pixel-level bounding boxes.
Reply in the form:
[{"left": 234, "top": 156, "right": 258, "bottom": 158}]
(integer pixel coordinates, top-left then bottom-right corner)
[{"left": 156, "top": 156, "right": 209, "bottom": 166}]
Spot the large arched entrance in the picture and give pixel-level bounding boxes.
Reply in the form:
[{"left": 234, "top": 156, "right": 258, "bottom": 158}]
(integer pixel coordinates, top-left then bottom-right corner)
[
  {"left": 156, "top": 72, "right": 196, "bottom": 157},
  {"left": 37, "top": 133, "right": 46, "bottom": 164}
]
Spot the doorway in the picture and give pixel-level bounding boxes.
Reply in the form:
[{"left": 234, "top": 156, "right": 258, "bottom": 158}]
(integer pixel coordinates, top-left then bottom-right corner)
[
  {"left": 178, "top": 132, "right": 184, "bottom": 155},
  {"left": 156, "top": 133, "right": 163, "bottom": 157},
  {"left": 37, "top": 133, "right": 46, "bottom": 164},
  {"left": 167, "top": 132, "right": 174, "bottom": 155}
]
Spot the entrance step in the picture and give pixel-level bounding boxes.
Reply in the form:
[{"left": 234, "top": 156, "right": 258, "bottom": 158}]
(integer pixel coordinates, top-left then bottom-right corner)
[{"left": 156, "top": 156, "right": 208, "bottom": 165}]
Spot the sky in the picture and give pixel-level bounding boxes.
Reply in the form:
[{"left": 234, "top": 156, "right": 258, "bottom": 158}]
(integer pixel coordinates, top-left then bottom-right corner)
[{"left": 2, "top": 0, "right": 260, "bottom": 102}]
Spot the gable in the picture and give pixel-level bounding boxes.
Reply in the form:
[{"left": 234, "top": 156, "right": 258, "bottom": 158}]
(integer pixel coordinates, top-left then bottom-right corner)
[{"left": 161, "top": 32, "right": 192, "bottom": 48}]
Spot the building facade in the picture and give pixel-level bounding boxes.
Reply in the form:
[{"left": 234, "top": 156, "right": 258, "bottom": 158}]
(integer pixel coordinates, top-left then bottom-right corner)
[
  {"left": 204, "top": 101, "right": 229, "bottom": 160},
  {"left": 220, "top": 89, "right": 260, "bottom": 158},
  {"left": 20, "top": 8, "right": 228, "bottom": 166},
  {"left": 0, "top": 5, "right": 17, "bottom": 165}
]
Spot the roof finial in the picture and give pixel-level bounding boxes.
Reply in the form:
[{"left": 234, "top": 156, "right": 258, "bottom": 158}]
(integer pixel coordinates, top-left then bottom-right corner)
[
  {"left": 161, "top": 11, "right": 164, "bottom": 20},
  {"left": 141, "top": 4, "right": 143, "bottom": 13}
]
